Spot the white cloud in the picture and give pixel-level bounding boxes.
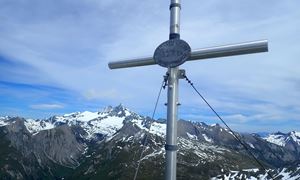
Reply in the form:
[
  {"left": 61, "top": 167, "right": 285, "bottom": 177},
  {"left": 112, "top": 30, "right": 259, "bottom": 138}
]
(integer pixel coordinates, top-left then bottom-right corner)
[
  {"left": 30, "top": 104, "right": 64, "bottom": 110},
  {"left": 84, "top": 88, "right": 120, "bottom": 100}
]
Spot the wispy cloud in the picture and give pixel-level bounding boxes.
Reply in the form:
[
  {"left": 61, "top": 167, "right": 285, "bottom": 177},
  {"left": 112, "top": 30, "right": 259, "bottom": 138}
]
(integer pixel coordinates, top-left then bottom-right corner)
[
  {"left": 30, "top": 104, "right": 64, "bottom": 110},
  {"left": 84, "top": 88, "right": 121, "bottom": 100}
]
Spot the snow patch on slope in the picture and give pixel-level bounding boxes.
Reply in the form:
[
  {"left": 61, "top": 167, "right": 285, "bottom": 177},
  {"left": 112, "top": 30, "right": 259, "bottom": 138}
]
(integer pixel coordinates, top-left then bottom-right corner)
[
  {"left": 264, "top": 134, "right": 286, "bottom": 146},
  {"left": 247, "top": 143, "right": 255, "bottom": 149},
  {"left": 75, "top": 111, "right": 100, "bottom": 122},
  {"left": 212, "top": 167, "right": 300, "bottom": 180},
  {"left": 149, "top": 122, "right": 166, "bottom": 136},
  {"left": 24, "top": 119, "right": 55, "bottom": 134},
  {"left": 187, "top": 132, "right": 198, "bottom": 140},
  {"left": 290, "top": 131, "right": 300, "bottom": 145},
  {"left": 85, "top": 116, "right": 124, "bottom": 138},
  {"left": 0, "top": 116, "right": 9, "bottom": 127},
  {"left": 264, "top": 131, "right": 300, "bottom": 147},
  {"left": 131, "top": 118, "right": 166, "bottom": 137},
  {"left": 202, "top": 134, "right": 213, "bottom": 143}
]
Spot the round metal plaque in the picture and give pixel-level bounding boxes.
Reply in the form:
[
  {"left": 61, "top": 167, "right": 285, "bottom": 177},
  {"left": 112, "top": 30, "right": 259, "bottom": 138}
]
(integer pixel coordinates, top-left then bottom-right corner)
[{"left": 153, "top": 39, "right": 191, "bottom": 68}]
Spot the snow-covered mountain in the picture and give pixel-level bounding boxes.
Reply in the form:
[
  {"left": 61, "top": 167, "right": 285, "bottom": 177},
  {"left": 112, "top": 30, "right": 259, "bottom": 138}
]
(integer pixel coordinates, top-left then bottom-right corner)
[
  {"left": 264, "top": 131, "right": 300, "bottom": 147},
  {"left": 27, "top": 105, "right": 139, "bottom": 138},
  {"left": 0, "top": 104, "right": 300, "bottom": 179},
  {"left": 3, "top": 105, "right": 299, "bottom": 147},
  {"left": 0, "top": 105, "right": 165, "bottom": 140},
  {"left": 0, "top": 116, "right": 10, "bottom": 126}
]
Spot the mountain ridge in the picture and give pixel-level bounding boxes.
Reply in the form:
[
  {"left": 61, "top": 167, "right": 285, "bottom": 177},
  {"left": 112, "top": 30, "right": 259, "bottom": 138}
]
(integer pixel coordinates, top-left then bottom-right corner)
[
  {"left": 0, "top": 104, "right": 300, "bottom": 179},
  {"left": 1, "top": 104, "right": 299, "bottom": 137}
]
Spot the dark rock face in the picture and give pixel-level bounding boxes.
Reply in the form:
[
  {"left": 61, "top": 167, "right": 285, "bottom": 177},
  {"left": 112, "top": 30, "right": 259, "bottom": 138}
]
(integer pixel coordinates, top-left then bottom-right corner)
[
  {"left": 32, "top": 125, "right": 84, "bottom": 168},
  {"left": 4, "top": 119, "right": 84, "bottom": 168},
  {"left": 1, "top": 117, "right": 85, "bottom": 178},
  {"left": 4, "top": 118, "right": 32, "bottom": 152}
]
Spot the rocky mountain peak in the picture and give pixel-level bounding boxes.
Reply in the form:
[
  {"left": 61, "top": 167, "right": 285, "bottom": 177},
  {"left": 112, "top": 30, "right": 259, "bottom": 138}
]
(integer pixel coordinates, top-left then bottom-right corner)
[
  {"left": 290, "top": 131, "right": 300, "bottom": 137},
  {"left": 102, "top": 105, "right": 113, "bottom": 113}
]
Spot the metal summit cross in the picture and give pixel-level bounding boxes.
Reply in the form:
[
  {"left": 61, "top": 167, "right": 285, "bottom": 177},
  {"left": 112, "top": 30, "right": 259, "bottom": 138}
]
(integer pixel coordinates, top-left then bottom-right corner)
[{"left": 108, "top": 1, "right": 268, "bottom": 180}]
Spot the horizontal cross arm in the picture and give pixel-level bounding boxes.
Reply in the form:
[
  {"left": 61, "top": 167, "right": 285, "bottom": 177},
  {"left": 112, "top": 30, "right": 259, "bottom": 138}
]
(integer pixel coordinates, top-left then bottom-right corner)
[
  {"left": 108, "top": 56, "right": 154, "bottom": 69},
  {"left": 108, "top": 39, "right": 268, "bottom": 69},
  {"left": 189, "top": 39, "right": 268, "bottom": 61}
]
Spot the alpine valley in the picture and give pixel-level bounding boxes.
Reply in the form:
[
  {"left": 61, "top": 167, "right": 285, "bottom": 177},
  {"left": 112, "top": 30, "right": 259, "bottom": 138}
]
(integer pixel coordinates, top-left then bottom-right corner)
[{"left": 0, "top": 105, "right": 300, "bottom": 180}]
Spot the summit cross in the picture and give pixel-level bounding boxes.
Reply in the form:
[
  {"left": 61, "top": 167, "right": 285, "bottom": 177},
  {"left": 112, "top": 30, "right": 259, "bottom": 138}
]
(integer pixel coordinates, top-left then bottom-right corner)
[{"left": 107, "top": 1, "right": 268, "bottom": 180}]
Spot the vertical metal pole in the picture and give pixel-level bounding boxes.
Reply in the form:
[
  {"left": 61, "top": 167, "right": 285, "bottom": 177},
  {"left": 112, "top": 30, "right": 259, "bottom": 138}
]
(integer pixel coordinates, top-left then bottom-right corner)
[
  {"left": 165, "top": 67, "right": 179, "bottom": 180},
  {"left": 165, "top": 1, "right": 180, "bottom": 180},
  {"left": 169, "top": 0, "right": 181, "bottom": 40}
]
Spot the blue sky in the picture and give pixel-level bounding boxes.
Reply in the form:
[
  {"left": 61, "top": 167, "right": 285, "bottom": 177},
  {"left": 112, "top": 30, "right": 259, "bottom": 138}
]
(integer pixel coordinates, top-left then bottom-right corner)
[{"left": 1, "top": 0, "right": 300, "bottom": 132}]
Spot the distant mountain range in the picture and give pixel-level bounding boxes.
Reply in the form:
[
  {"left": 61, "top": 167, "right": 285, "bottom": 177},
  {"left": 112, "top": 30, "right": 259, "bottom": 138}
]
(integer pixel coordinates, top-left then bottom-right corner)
[{"left": 0, "top": 105, "right": 299, "bottom": 179}]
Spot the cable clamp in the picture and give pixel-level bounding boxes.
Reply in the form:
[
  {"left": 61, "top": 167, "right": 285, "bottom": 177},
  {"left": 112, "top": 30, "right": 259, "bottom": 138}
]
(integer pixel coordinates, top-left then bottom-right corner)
[
  {"left": 165, "top": 144, "right": 178, "bottom": 151},
  {"left": 163, "top": 72, "right": 169, "bottom": 89},
  {"left": 169, "top": 3, "right": 181, "bottom": 10},
  {"left": 169, "top": 33, "right": 180, "bottom": 40},
  {"left": 178, "top": 69, "right": 186, "bottom": 79}
]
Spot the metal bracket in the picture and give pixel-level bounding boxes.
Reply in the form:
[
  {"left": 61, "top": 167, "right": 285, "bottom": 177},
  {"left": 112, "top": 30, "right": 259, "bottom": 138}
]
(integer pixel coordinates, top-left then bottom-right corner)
[
  {"left": 169, "top": 3, "right": 181, "bottom": 10},
  {"left": 164, "top": 73, "right": 169, "bottom": 82},
  {"left": 178, "top": 69, "right": 186, "bottom": 79},
  {"left": 165, "top": 144, "right": 178, "bottom": 151}
]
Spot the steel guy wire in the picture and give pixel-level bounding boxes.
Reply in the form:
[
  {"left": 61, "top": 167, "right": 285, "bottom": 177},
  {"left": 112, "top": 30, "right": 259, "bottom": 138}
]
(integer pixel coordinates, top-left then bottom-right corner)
[
  {"left": 133, "top": 74, "right": 168, "bottom": 180},
  {"left": 183, "top": 74, "right": 275, "bottom": 180}
]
